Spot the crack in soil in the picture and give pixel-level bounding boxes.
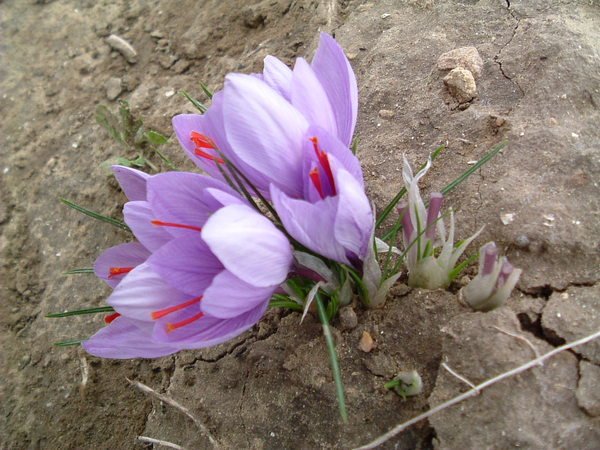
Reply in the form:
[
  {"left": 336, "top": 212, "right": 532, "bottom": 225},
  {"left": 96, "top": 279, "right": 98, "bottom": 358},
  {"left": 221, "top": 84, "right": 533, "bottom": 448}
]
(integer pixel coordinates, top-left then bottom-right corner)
[
  {"left": 494, "top": 1, "right": 525, "bottom": 98},
  {"left": 238, "top": 368, "right": 251, "bottom": 448}
]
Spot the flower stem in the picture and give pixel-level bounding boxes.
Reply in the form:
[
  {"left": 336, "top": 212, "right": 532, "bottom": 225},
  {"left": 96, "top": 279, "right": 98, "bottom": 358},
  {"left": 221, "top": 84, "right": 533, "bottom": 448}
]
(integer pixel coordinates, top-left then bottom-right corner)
[{"left": 315, "top": 291, "right": 348, "bottom": 423}]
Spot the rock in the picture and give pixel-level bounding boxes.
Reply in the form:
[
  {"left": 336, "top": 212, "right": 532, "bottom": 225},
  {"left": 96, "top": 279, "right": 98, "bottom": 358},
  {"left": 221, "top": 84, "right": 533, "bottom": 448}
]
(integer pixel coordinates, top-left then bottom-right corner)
[
  {"left": 437, "top": 46, "right": 484, "bottom": 78},
  {"left": 514, "top": 234, "right": 531, "bottom": 249},
  {"left": 105, "top": 34, "right": 137, "bottom": 64},
  {"left": 242, "top": 4, "right": 266, "bottom": 28},
  {"left": 150, "top": 30, "right": 165, "bottom": 40},
  {"left": 339, "top": 306, "right": 358, "bottom": 330},
  {"left": 158, "top": 53, "right": 178, "bottom": 69},
  {"left": 171, "top": 59, "right": 191, "bottom": 74},
  {"left": 105, "top": 77, "right": 122, "bottom": 100},
  {"left": 541, "top": 285, "right": 600, "bottom": 364},
  {"left": 358, "top": 330, "right": 375, "bottom": 352},
  {"left": 576, "top": 361, "right": 600, "bottom": 416},
  {"left": 443, "top": 68, "right": 477, "bottom": 104},
  {"left": 378, "top": 109, "right": 395, "bottom": 119}
]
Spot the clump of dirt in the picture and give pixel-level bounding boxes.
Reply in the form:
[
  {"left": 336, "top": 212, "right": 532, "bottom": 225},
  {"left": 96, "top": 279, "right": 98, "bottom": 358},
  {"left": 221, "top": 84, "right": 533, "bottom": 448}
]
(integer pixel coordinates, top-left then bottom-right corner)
[{"left": 1, "top": 0, "right": 598, "bottom": 449}]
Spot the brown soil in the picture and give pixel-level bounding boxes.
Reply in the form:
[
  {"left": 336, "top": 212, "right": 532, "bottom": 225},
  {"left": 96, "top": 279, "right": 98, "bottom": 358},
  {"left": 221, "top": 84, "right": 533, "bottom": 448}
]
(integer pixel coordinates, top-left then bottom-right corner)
[{"left": 1, "top": 1, "right": 599, "bottom": 449}]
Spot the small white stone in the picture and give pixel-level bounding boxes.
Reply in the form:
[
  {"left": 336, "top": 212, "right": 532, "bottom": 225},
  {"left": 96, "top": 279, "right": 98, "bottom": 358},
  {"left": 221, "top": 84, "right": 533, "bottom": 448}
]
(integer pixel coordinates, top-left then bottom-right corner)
[
  {"left": 381, "top": 13, "right": 391, "bottom": 19},
  {"left": 2, "top": 167, "right": 9, "bottom": 174},
  {"left": 571, "top": 132, "right": 579, "bottom": 138},
  {"left": 165, "top": 89, "right": 175, "bottom": 97},
  {"left": 500, "top": 213, "right": 515, "bottom": 225}
]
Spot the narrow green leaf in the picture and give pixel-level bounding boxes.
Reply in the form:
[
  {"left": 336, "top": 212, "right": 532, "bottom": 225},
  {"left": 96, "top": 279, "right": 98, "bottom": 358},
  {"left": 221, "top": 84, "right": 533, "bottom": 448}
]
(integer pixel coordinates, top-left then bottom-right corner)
[
  {"left": 269, "top": 299, "right": 303, "bottom": 311},
  {"left": 64, "top": 267, "right": 94, "bottom": 275},
  {"left": 199, "top": 81, "right": 213, "bottom": 99},
  {"left": 316, "top": 292, "right": 348, "bottom": 423},
  {"left": 47, "top": 306, "right": 114, "bottom": 318},
  {"left": 60, "top": 198, "right": 131, "bottom": 232},
  {"left": 54, "top": 339, "right": 84, "bottom": 347},
  {"left": 448, "top": 253, "right": 478, "bottom": 282},
  {"left": 441, "top": 141, "right": 507, "bottom": 196},
  {"left": 144, "top": 130, "right": 169, "bottom": 146},
  {"left": 376, "top": 145, "right": 444, "bottom": 229},
  {"left": 180, "top": 90, "right": 207, "bottom": 113}
]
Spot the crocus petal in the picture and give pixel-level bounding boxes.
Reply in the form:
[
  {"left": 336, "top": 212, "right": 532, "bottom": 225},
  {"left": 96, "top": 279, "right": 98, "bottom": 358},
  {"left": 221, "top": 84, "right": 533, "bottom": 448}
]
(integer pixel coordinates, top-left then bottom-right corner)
[
  {"left": 147, "top": 172, "right": 241, "bottom": 238},
  {"left": 333, "top": 168, "right": 373, "bottom": 259},
  {"left": 107, "top": 263, "right": 188, "bottom": 321},
  {"left": 263, "top": 55, "right": 292, "bottom": 99},
  {"left": 202, "top": 204, "right": 292, "bottom": 287},
  {"left": 223, "top": 73, "right": 309, "bottom": 197},
  {"left": 148, "top": 236, "right": 222, "bottom": 297},
  {"left": 200, "top": 270, "right": 275, "bottom": 319},
  {"left": 94, "top": 242, "right": 151, "bottom": 288},
  {"left": 123, "top": 201, "right": 172, "bottom": 252},
  {"left": 153, "top": 302, "right": 268, "bottom": 347},
  {"left": 305, "top": 126, "right": 364, "bottom": 186},
  {"left": 271, "top": 185, "right": 351, "bottom": 265},
  {"left": 172, "top": 113, "right": 225, "bottom": 180},
  {"left": 111, "top": 165, "right": 149, "bottom": 201},
  {"left": 311, "top": 32, "right": 358, "bottom": 147},
  {"left": 291, "top": 58, "right": 338, "bottom": 138},
  {"left": 83, "top": 317, "right": 180, "bottom": 359}
]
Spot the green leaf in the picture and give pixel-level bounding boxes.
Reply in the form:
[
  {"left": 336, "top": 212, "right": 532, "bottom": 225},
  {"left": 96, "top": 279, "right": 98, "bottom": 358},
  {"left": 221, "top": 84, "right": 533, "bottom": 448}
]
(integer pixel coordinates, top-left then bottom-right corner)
[
  {"left": 180, "top": 90, "right": 207, "bottom": 113},
  {"left": 441, "top": 141, "right": 507, "bottom": 196},
  {"left": 199, "top": 81, "right": 213, "bottom": 99},
  {"left": 376, "top": 145, "right": 444, "bottom": 229},
  {"left": 64, "top": 267, "right": 94, "bottom": 275},
  {"left": 60, "top": 198, "right": 131, "bottom": 232},
  {"left": 144, "top": 130, "right": 169, "bottom": 146},
  {"left": 269, "top": 298, "right": 303, "bottom": 311},
  {"left": 316, "top": 292, "right": 348, "bottom": 423},
  {"left": 95, "top": 104, "right": 123, "bottom": 143},
  {"left": 47, "top": 306, "right": 115, "bottom": 318},
  {"left": 53, "top": 339, "right": 84, "bottom": 347}
]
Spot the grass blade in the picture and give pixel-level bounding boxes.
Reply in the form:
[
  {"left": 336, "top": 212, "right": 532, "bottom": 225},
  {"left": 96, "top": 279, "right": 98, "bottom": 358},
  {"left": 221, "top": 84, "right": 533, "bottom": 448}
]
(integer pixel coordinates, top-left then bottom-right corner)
[
  {"left": 47, "top": 306, "right": 114, "bottom": 318},
  {"left": 180, "top": 90, "right": 207, "bottom": 113},
  {"left": 199, "top": 81, "right": 213, "bottom": 99},
  {"left": 54, "top": 339, "right": 84, "bottom": 347},
  {"left": 60, "top": 198, "right": 131, "bottom": 232},
  {"left": 315, "top": 291, "right": 348, "bottom": 423},
  {"left": 441, "top": 141, "right": 507, "bottom": 196},
  {"left": 64, "top": 267, "right": 94, "bottom": 275},
  {"left": 376, "top": 145, "right": 444, "bottom": 228}
]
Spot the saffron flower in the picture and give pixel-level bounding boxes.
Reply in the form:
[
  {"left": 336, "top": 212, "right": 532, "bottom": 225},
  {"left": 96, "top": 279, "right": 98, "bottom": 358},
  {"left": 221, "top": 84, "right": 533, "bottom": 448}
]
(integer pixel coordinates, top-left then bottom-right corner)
[
  {"left": 83, "top": 171, "right": 293, "bottom": 358},
  {"left": 172, "top": 32, "right": 357, "bottom": 199},
  {"left": 399, "top": 156, "right": 482, "bottom": 289},
  {"left": 462, "top": 242, "right": 522, "bottom": 311}
]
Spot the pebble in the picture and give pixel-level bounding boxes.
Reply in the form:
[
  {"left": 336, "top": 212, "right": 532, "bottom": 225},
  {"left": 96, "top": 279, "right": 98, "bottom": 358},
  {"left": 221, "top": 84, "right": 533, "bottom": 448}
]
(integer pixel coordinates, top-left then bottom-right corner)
[
  {"left": 159, "top": 53, "right": 179, "bottom": 69},
  {"left": 514, "top": 234, "right": 530, "bottom": 249},
  {"left": 150, "top": 30, "right": 165, "bottom": 39},
  {"left": 443, "top": 68, "right": 477, "bottom": 103},
  {"left": 172, "top": 59, "right": 191, "bottom": 74},
  {"left": 339, "top": 306, "right": 358, "bottom": 330},
  {"left": 378, "top": 109, "right": 395, "bottom": 119},
  {"left": 437, "top": 46, "right": 484, "bottom": 79},
  {"left": 105, "top": 77, "right": 123, "bottom": 100},
  {"left": 358, "top": 330, "right": 375, "bottom": 352},
  {"left": 105, "top": 34, "right": 137, "bottom": 64}
]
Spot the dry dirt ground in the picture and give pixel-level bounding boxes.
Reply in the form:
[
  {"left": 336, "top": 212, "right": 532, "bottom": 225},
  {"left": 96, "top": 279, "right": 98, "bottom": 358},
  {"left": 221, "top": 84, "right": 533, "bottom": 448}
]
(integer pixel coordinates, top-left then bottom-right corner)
[{"left": 1, "top": 0, "right": 599, "bottom": 449}]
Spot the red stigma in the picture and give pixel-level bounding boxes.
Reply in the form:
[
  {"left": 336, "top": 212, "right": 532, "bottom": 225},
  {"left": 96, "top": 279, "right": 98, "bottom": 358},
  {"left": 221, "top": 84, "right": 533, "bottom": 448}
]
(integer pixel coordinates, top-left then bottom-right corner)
[
  {"left": 151, "top": 296, "right": 203, "bottom": 320},
  {"left": 166, "top": 312, "right": 205, "bottom": 333},
  {"left": 309, "top": 136, "right": 336, "bottom": 196},
  {"left": 108, "top": 267, "right": 133, "bottom": 279},
  {"left": 309, "top": 167, "right": 325, "bottom": 199},
  {"left": 104, "top": 312, "right": 121, "bottom": 324},
  {"left": 190, "top": 131, "right": 224, "bottom": 164},
  {"left": 151, "top": 220, "right": 202, "bottom": 232}
]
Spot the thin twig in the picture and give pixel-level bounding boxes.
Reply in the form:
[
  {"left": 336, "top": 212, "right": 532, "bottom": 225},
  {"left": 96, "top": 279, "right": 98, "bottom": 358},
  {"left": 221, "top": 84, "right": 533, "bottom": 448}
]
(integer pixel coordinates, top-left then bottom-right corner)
[
  {"left": 353, "top": 329, "right": 600, "bottom": 450},
  {"left": 492, "top": 326, "right": 541, "bottom": 363},
  {"left": 441, "top": 362, "right": 477, "bottom": 391},
  {"left": 137, "top": 436, "right": 185, "bottom": 450},
  {"left": 127, "top": 378, "right": 218, "bottom": 447},
  {"left": 138, "top": 436, "right": 185, "bottom": 450}
]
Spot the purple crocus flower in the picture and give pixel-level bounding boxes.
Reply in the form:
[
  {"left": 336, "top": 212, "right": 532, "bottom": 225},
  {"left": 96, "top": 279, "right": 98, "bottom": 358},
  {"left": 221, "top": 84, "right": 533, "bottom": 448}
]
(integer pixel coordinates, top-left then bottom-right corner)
[
  {"left": 462, "top": 242, "right": 522, "bottom": 311},
  {"left": 171, "top": 33, "right": 357, "bottom": 199},
  {"left": 83, "top": 171, "right": 293, "bottom": 358}
]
